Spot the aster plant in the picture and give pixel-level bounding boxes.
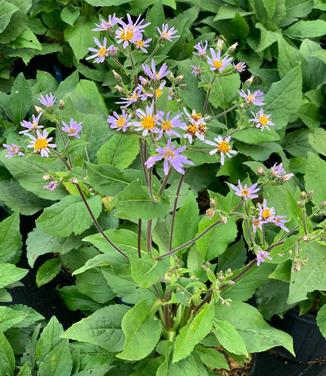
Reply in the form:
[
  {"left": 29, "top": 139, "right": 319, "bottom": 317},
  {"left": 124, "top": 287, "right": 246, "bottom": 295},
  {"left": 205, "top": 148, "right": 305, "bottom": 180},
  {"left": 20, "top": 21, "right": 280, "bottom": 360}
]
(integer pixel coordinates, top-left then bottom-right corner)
[{"left": 1, "top": 11, "right": 325, "bottom": 376}]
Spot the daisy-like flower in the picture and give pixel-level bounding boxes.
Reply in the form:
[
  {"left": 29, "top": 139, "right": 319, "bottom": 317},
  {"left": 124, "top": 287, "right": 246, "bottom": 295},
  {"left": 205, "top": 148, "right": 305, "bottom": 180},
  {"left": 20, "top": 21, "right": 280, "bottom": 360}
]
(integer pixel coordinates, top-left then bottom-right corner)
[
  {"left": 134, "top": 38, "right": 152, "bottom": 53},
  {"left": 192, "top": 65, "right": 202, "bottom": 77},
  {"left": 62, "top": 118, "right": 83, "bottom": 138},
  {"left": 270, "top": 163, "right": 294, "bottom": 181},
  {"left": 86, "top": 37, "right": 109, "bottom": 63},
  {"left": 258, "top": 199, "right": 275, "bottom": 223},
  {"left": 252, "top": 217, "right": 264, "bottom": 233},
  {"left": 158, "top": 112, "right": 185, "bottom": 139},
  {"left": 3, "top": 143, "right": 24, "bottom": 158},
  {"left": 157, "top": 24, "right": 178, "bottom": 41},
  {"left": 117, "top": 86, "right": 142, "bottom": 108},
  {"left": 43, "top": 181, "right": 58, "bottom": 191},
  {"left": 134, "top": 105, "right": 163, "bottom": 136},
  {"left": 26, "top": 130, "right": 56, "bottom": 158},
  {"left": 250, "top": 109, "right": 274, "bottom": 131},
  {"left": 193, "top": 40, "right": 208, "bottom": 56},
  {"left": 233, "top": 62, "right": 246, "bottom": 73},
  {"left": 107, "top": 110, "right": 132, "bottom": 132},
  {"left": 239, "top": 89, "right": 264, "bottom": 106},
  {"left": 256, "top": 249, "right": 272, "bottom": 266},
  {"left": 19, "top": 113, "right": 43, "bottom": 134},
  {"left": 107, "top": 45, "right": 118, "bottom": 56},
  {"left": 145, "top": 139, "right": 193, "bottom": 175},
  {"left": 39, "top": 93, "right": 56, "bottom": 108},
  {"left": 93, "top": 14, "right": 120, "bottom": 31},
  {"left": 229, "top": 180, "right": 260, "bottom": 200},
  {"left": 207, "top": 48, "right": 232, "bottom": 72},
  {"left": 205, "top": 136, "right": 237, "bottom": 165},
  {"left": 116, "top": 14, "right": 150, "bottom": 48},
  {"left": 272, "top": 215, "right": 289, "bottom": 232},
  {"left": 142, "top": 59, "right": 170, "bottom": 81}
]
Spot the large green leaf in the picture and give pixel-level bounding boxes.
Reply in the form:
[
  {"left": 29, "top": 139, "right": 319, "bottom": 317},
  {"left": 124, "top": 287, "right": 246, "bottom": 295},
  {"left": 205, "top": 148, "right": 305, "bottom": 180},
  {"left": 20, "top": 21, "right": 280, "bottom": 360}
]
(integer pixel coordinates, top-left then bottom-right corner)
[
  {"left": 233, "top": 128, "right": 280, "bottom": 144},
  {"left": 36, "top": 258, "right": 62, "bottom": 287},
  {"left": 117, "top": 301, "right": 162, "bottom": 361},
  {"left": 316, "top": 304, "right": 326, "bottom": 340},
  {"left": 173, "top": 302, "right": 215, "bottom": 363},
  {"left": 0, "top": 212, "right": 22, "bottom": 263},
  {"left": 0, "top": 0, "right": 18, "bottom": 33},
  {"left": 38, "top": 340, "right": 72, "bottom": 376},
  {"left": 195, "top": 217, "right": 237, "bottom": 261},
  {"left": 285, "top": 20, "right": 326, "bottom": 38},
  {"left": 36, "top": 195, "right": 102, "bottom": 237},
  {"left": 8, "top": 73, "right": 32, "bottom": 123},
  {"left": 215, "top": 301, "right": 294, "bottom": 354},
  {"left": 212, "top": 319, "right": 248, "bottom": 356},
  {"left": 62, "top": 305, "right": 129, "bottom": 351},
  {"left": 0, "top": 332, "right": 15, "bottom": 376},
  {"left": 304, "top": 153, "right": 326, "bottom": 206},
  {"left": 209, "top": 74, "right": 240, "bottom": 108},
  {"left": 87, "top": 163, "right": 140, "bottom": 196},
  {"left": 277, "top": 36, "right": 302, "bottom": 78},
  {"left": 265, "top": 65, "right": 302, "bottom": 129},
  {"left": 114, "top": 181, "right": 170, "bottom": 221},
  {"left": 288, "top": 242, "right": 326, "bottom": 304},
  {"left": 0, "top": 263, "right": 27, "bottom": 288},
  {"left": 97, "top": 134, "right": 140, "bottom": 169}
]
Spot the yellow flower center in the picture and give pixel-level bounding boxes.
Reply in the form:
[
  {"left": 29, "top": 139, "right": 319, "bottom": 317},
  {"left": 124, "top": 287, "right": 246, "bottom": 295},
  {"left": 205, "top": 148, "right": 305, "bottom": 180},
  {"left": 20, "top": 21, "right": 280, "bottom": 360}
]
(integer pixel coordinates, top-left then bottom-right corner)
[
  {"left": 259, "top": 115, "right": 269, "bottom": 126},
  {"left": 247, "top": 95, "right": 254, "bottom": 103},
  {"left": 34, "top": 137, "right": 48, "bottom": 151},
  {"left": 164, "top": 149, "right": 174, "bottom": 158},
  {"left": 262, "top": 208, "right": 272, "bottom": 220},
  {"left": 241, "top": 189, "right": 249, "bottom": 196},
  {"left": 136, "top": 40, "right": 144, "bottom": 47},
  {"left": 161, "top": 32, "right": 170, "bottom": 40},
  {"left": 187, "top": 124, "right": 198, "bottom": 135},
  {"left": 68, "top": 128, "right": 76, "bottom": 135},
  {"left": 155, "top": 88, "right": 163, "bottom": 98},
  {"left": 116, "top": 117, "right": 126, "bottom": 128},
  {"left": 98, "top": 47, "right": 107, "bottom": 57},
  {"left": 162, "top": 120, "right": 172, "bottom": 131},
  {"left": 191, "top": 112, "right": 202, "bottom": 121},
  {"left": 141, "top": 115, "right": 155, "bottom": 130},
  {"left": 121, "top": 28, "right": 134, "bottom": 41},
  {"left": 198, "top": 123, "right": 206, "bottom": 134},
  {"left": 213, "top": 60, "right": 223, "bottom": 69},
  {"left": 217, "top": 141, "right": 230, "bottom": 153}
]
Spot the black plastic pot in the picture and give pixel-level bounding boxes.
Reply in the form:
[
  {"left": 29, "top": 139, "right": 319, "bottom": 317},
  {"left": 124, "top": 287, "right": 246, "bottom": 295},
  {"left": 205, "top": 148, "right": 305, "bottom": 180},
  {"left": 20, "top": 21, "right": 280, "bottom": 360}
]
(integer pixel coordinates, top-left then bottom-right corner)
[{"left": 273, "top": 308, "right": 326, "bottom": 362}]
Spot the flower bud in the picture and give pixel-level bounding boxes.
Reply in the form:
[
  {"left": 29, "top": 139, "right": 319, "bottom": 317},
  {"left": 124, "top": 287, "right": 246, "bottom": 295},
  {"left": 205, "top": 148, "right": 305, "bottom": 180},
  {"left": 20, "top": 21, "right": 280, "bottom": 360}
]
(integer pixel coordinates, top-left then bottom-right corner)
[
  {"left": 307, "top": 191, "right": 313, "bottom": 200},
  {"left": 257, "top": 167, "right": 265, "bottom": 176},
  {"left": 210, "top": 198, "right": 216, "bottom": 207},
  {"left": 220, "top": 215, "right": 228, "bottom": 224},
  {"left": 112, "top": 70, "right": 122, "bottom": 82},
  {"left": 303, "top": 234, "right": 310, "bottom": 242},
  {"left": 42, "top": 174, "right": 51, "bottom": 181},
  {"left": 35, "top": 106, "right": 42, "bottom": 113},
  {"left": 59, "top": 100, "right": 65, "bottom": 110},
  {"left": 216, "top": 38, "right": 224, "bottom": 49},
  {"left": 70, "top": 177, "right": 78, "bottom": 184},
  {"left": 300, "top": 191, "right": 307, "bottom": 200},
  {"left": 245, "top": 75, "right": 255, "bottom": 86},
  {"left": 114, "top": 85, "right": 124, "bottom": 93},
  {"left": 175, "top": 74, "right": 184, "bottom": 83},
  {"left": 320, "top": 201, "right": 326, "bottom": 208},
  {"left": 297, "top": 200, "right": 305, "bottom": 208},
  {"left": 228, "top": 42, "right": 238, "bottom": 53},
  {"left": 206, "top": 208, "right": 216, "bottom": 219}
]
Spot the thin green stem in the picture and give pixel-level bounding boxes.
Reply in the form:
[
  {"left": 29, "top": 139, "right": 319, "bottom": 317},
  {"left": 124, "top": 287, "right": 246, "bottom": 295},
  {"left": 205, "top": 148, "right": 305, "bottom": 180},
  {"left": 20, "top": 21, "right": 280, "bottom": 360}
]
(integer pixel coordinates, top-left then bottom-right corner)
[
  {"left": 202, "top": 75, "right": 216, "bottom": 115},
  {"left": 137, "top": 219, "right": 142, "bottom": 258}
]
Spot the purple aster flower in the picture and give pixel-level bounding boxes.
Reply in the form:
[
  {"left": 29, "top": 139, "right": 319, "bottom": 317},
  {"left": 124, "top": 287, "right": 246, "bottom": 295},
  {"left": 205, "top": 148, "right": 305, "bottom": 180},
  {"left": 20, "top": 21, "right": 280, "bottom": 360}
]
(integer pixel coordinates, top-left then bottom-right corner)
[
  {"left": 270, "top": 163, "right": 294, "bottom": 181},
  {"left": 250, "top": 109, "right": 274, "bottom": 131},
  {"left": 86, "top": 37, "right": 109, "bottom": 63},
  {"left": 39, "top": 93, "right": 56, "bottom": 108},
  {"left": 107, "top": 45, "right": 118, "bottom": 56},
  {"left": 134, "top": 105, "right": 163, "bottom": 136},
  {"left": 207, "top": 48, "right": 232, "bottom": 72},
  {"left": 142, "top": 59, "right": 170, "bottom": 81},
  {"left": 239, "top": 89, "right": 264, "bottom": 106},
  {"left": 256, "top": 250, "right": 272, "bottom": 266},
  {"left": 62, "top": 118, "right": 83, "bottom": 138},
  {"left": 252, "top": 217, "right": 264, "bottom": 233},
  {"left": 116, "top": 14, "right": 150, "bottom": 48},
  {"left": 205, "top": 135, "right": 237, "bottom": 165},
  {"left": 3, "top": 143, "right": 24, "bottom": 158},
  {"left": 157, "top": 24, "right": 178, "bottom": 41},
  {"left": 272, "top": 215, "right": 289, "bottom": 232},
  {"left": 26, "top": 130, "right": 56, "bottom": 158},
  {"left": 192, "top": 65, "right": 202, "bottom": 77},
  {"left": 258, "top": 199, "right": 275, "bottom": 223},
  {"left": 233, "top": 62, "right": 246, "bottom": 73},
  {"left": 107, "top": 110, "right": 132, "bottom": 132},
  {"left": 193, "top": 40, "right": 208, "bottom": 56},
  {"left": 93, "top": 14, "right": 120, "bottom": 31},
  {"left": 158, "top": 112, "right": 185, "bottom": 139},
  {"left": 135, "top": 38, "right": 152, "bottom": 53},
  {"left": 43, "top": 181, "right": 58, "bottom": 191},
  {"left": 117, "top": 86, "right": 142, "bottom": 108},
  {"left": 19, "top": 113, "right": 43, "bottom": 134},
  {"left": 229, "top": 180, "right": 260, "bottom": 200},
  {"left": 145, "top": 139, "right": 193, "bottom": 175}
]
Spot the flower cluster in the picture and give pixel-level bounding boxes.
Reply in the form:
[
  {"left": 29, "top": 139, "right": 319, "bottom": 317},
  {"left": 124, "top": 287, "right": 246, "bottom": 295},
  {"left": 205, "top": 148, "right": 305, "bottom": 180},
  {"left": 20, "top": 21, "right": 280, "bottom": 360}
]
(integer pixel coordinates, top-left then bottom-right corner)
[
  {"left": 252, "top": 199, "right": 289, "bottom": 233},
  {"left": 86, "top": 14, "right": 178, "bottom": 64}
]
